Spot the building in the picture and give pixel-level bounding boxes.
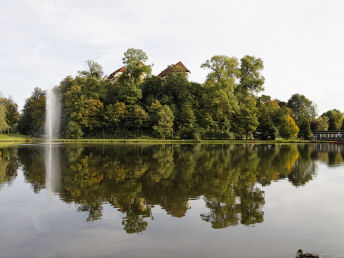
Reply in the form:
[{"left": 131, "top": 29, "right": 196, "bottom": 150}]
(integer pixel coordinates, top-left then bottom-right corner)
[
  {"left": 107, "top": 66, "right": 127, "bottom": 81},
  {"left": 107, "top": 61, "right": 190, "bottom": 81},
  {"left": 313, "top": 131, "right": 344, "bottom": 141},
  {"left": 157, "top": 61, "right": 190, "bottom": 78}
]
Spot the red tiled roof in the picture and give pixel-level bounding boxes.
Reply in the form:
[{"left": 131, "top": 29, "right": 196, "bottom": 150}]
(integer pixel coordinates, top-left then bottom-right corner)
[
  {"left": 157, "top": 61, "right": 190, "bottom": 78},
  {"left": 108, "top": 66, "right": 127, "bottom": 80}
]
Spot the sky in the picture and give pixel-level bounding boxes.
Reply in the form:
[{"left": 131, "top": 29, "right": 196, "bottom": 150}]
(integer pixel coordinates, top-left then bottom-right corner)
[{"left": 0, "top": 0, "right": 343, "bottom": 114}]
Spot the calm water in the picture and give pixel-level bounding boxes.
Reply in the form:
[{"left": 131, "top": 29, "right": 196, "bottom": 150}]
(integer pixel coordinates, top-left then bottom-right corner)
[{"left": 1, "top": 143, "right": 344, "bottom": 258}]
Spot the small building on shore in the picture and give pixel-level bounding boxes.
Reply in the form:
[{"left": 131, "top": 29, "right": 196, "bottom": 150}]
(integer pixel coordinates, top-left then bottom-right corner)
[
  {"left": 313, "top": 131, "right": 344, "bottom": 141},
  {"left": 107, "top": 66, "right": 127, "bottom": 80},
  {"left": 107, "top": 61, "right": 190, "bottom": 81},
  {"left": 157, "top": 61, "right": 190, "bottom": 78}
]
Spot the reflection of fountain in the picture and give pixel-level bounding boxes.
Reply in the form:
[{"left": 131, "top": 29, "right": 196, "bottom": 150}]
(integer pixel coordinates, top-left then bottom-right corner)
[
  {"left": 45, "top": 144, "right": 61, "bottom": 192},
  {"left": 44, "top": 89, "right": 61, "bottom": 193}
]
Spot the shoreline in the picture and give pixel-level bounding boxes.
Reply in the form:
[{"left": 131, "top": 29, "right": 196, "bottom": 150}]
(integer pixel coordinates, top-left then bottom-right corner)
[
  {"left": 52, "top": 139, "right": 333, "bottom": 144},
  {"left": 0, "top": 134, "right": 336, "bottom": 144}
]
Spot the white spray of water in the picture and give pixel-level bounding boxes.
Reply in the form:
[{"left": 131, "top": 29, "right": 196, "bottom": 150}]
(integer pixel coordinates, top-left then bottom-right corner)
[
  {"left": 45, "top": 89, "right": 61, "bottom": 141},
  {"left": 44, "top": 89, "right": 61, "bottom": 193}
]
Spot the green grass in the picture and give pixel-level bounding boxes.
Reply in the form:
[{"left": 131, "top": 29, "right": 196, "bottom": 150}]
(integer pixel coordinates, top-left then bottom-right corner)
[
  {"left": 0, "top": 134, "right": 334, "bottom": 145},
  {"left": 0, "top": 134, "right": 34, "bottom": 143},
  {"left": 51, "top": 138, "right": 332, "bottom": 145}
]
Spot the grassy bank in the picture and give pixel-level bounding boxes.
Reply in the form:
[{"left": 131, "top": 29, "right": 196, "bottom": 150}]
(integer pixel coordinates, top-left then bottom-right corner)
[
  {"left": 52, "top": 138, "right": 332, "bottom": 144},
  {"left": 0, "top": 134, "right": 334, "bottom": 144},
  {"left": 0, "top": 134, "right": 34, "bottom": 143}
]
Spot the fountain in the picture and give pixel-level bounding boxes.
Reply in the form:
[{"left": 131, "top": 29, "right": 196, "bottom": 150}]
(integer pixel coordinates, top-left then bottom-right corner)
[
  {"left": 45, "top": 88, "right": 61, "bottom": 141},
  {"left": 44, "top": 88, "right": 61, "bottom": 193}
]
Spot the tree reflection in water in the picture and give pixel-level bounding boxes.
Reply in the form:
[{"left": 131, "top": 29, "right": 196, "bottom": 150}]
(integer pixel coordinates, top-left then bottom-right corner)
[{"left": 1, "top": 143, "right": 343, "bottom": 233}]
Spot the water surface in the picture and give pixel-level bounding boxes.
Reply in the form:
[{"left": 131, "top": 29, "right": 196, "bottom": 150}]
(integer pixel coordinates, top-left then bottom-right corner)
[{"left": 0, "top": 143, "right": 344, "bottom": 258}]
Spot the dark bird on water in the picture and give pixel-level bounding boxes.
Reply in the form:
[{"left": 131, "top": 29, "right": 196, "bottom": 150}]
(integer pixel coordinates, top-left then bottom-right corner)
[{"left": 296, "top": 249, "right": 320, "bottom": 258}]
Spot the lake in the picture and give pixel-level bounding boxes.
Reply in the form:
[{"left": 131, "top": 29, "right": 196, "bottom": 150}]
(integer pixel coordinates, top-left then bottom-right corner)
[{"left": 0, "top": 143, "right": 344, "bottom": 258}]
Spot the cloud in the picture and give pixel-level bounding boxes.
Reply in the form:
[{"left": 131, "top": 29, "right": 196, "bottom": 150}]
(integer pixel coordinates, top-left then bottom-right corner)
[{"left": 0, "top": 0, "right": 343, "bottom": 113}]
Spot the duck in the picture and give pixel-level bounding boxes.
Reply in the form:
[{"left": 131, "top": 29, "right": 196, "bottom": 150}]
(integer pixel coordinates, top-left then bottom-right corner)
[{"left": 296, "top": 249, "right": 320, "bottom": 258}]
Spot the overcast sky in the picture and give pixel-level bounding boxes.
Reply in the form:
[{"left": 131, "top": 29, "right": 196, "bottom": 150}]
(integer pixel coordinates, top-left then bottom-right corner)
[{"left": 0, "top": 0, "right": 343, "bottom": 114}]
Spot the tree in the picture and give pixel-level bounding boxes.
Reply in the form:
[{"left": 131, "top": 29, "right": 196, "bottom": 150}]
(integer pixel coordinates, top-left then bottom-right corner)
[
  {"left": 255, "top": 109, "right": 276, "bottom": 140},
  {"left": 310, "top": 116, "right": 329, "bottom": 131},
  {"left": 279, "top": 115, "right": 299, "bottom": 139},
  {"left": 78, "top": 60, "right": 104, "bottom": 79},
  {"left": 104, "top": 101, "right": 127, "bottom": 130},
  {"left": 0, "top": 104, "right": 9, "bottom": 133},
  {"left": 287, "top": 94, "right": 316, "bottom": 127},
  {"left": 149, "top": 102, "right": 174, "bottom": 139},
  {"left": 0, "top": 97, "right": 19, "bottom": 132},
  {"left": 65, "top": 121, "right": 83, "bottom": 139},
  {"left": 255, "top": 95, "right": 278, "bottom": 140},
  {"left": 121, "top": 48, "right": 152, "bottom": 83},
  {"left": 118, "top": 81, "right": 142, "bottom": 105},
  {"left": 232, "top": 96, "right": 259, "bottom": 139},
  {"left": 201, "top": 55, "right": 240, "bottom": 138},
  {"left": 201, "top": 55, "right": 240, "bottom": 91},
  {"left": 238, "top": 55, "right": 265, "bottom": 94},
  {"left": 18, "top": 87, "right": 46, "bottom": 136},
  {"left": 322, "top": 109, "right": 343, "bottom": 131},
  {"left": 64, "top": 84, "right": 104, "bottom": 136},
  {"left": 125, "top": 105, "right": 148, "bottom": 136},
  {"left": 299, "top": 120, "right": 312, "bottom": 140}
]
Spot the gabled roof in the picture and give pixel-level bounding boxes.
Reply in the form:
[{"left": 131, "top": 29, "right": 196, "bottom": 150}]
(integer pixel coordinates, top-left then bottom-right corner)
[
  {"left": 108, "top": 66, "right": 127, "bottom": 80},
  {"left": 157, "top": 61, "right": 190, "bottom": 78}
]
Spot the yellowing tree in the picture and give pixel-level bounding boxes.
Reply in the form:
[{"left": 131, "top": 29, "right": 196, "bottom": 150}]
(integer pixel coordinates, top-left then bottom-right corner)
[{"left": 279, "top": 115, "right": 299, "bottom": 139}]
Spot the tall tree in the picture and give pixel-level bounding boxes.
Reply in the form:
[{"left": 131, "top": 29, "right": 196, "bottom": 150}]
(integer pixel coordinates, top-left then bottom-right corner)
[
  {"left": 121, "top": 48, "right": 152, "bottom": 83},
  {"left": 238, "top": 55, "right": 265, "bottom": 94},
  {"left": 18, "top": 87, "right": 46, "bottom": 136},
  {"left": 201, "top": 55, "right": 240, "bottom": 137},
  {"left": 287, "top": 94, "right": 316, "bottom": 127},
  {"left": 0, "top": 97, "right": 19, "bottom": 132},
  {"left": 0, "top": 104, "right": 9, "bottom": 133}
]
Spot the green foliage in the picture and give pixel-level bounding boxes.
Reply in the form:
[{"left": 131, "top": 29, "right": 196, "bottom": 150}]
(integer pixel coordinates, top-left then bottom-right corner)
[
  {"left": 238, "top": 55, "right": 265, "bottom": 94},
  {"left": 16, "top": 49, "right": 330, "bottom": 140},
  {"left": 311, "top": 116, "right": 329, "bottom": 131},
  {"left": 121, "top": 48, "right": 152, "bottom": 83},
  {"left": 66, "top": 121, "right": 83, "bottom": 139},
  {"left": 255, "top": 109, "right": 276, "bottom": 140},
  {"left": 150, "top": 102, "right": 174, "bottom": 139},
  {"left": 201, "top": 55, "right": 239, "bottom": 91},
  {"left": 0, "top": 97, "right": 19, "bottom": 132},
  {"left": 118, "top": 81, "right": 142, "bottom": 105},
  {"left": 0, "top": 104, "right": 9, "bottom": 133},
  {"left": 78, "top": 60, "right": 104, "bottom": 79},
  {"left": 287, "top": 94, "right": 316, "bottom": 127},
  {"left": 322, "top": 109, "right": 343, "bottom": 131},
  {"left": 18, "top": 87, "right": 46, "bottom": 136},
  {"left": 279, "top": 115, "right": 299, "bottom": 139},
  {"left": 232, "top": 96, "right": 259, "bottom": 139},
  {"left": 299, "top": 120, "right": 312, "bottom": 140},
  {"left": 104, "top": 101, "right": 126, "bottom": 130}
]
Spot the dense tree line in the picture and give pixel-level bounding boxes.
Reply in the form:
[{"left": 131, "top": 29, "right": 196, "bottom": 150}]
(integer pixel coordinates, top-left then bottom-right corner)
[{"left": 8, "top": 48, "right": 344, "bottom": 139}]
